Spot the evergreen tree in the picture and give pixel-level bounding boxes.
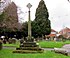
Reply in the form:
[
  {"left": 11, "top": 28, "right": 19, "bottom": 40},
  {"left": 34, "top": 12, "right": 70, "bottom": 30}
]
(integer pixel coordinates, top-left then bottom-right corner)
[{"left": 32, "top": 0, "right": 51, "bottom": 37}]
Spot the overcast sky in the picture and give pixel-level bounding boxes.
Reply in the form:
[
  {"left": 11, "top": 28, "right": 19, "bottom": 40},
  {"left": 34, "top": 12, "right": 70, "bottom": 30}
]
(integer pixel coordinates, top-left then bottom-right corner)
[{"left": 11, "top": 0, "right": 70, "bottom": 31}]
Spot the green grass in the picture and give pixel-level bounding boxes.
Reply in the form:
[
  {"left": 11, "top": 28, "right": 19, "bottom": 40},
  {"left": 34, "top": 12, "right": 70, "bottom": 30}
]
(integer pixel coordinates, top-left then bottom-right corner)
[
  {"left": 3, "top": 40, "right": 20, "bottom": 47},
  {"left": 0, "top": 49, "right": 70, "bottom": 58},
  {"left": 39, "top": 40, "right": 70, "bottom": 48},
  {"left": 1, "top": 40, "right": 70, "bottom": 58},
  {"left": 3, "top": 40, "right": 70, "bottom": 48}
]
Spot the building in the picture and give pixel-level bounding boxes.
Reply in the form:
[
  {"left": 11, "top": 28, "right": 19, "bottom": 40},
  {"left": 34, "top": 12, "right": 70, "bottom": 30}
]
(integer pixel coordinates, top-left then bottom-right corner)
[
  {"left": 59, "top": 27, "right": 70, "bottom": 38},
  {"left": 47, "top": 29, "right": 57, "bottom": 37},
  {"left": 46, "top": 29, "right": 57, "bottom": 40}
]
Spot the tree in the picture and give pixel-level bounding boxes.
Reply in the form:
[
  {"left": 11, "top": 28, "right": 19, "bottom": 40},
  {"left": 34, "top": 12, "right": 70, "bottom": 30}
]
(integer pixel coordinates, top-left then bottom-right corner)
[
  {"left": 0, "top": 12, "right": 5, "bottom": 22},
  {"left": 32, "top": 0, "right": 51, "bottom": 37},
  {"left": 22, "top": 22, "right": 28, "bottom": 37},
  {"left": 22, "top": 0, "right": 51, "bottom": 38}
]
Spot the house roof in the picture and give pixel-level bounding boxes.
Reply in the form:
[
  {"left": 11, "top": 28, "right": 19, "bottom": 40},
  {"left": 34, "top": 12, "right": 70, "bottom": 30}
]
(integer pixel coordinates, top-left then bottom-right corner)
[
  {"left": 47, "top": 34, "right": 56, "bottom": 37},
  {"left": 59, "top": 27, "right": 70, "bottom": 33},
  {"left": 47, "top": 29, "right": 57, "bottom": 37},
  {"left": 51, "top": 29, "right": 57, "bottom": 32}
]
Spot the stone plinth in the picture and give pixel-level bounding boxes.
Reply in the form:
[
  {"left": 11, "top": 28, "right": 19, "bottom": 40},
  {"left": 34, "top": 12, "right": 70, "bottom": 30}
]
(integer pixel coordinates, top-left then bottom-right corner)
[{"left": 13, "top": 42, "right": 44, "bottom": 53}]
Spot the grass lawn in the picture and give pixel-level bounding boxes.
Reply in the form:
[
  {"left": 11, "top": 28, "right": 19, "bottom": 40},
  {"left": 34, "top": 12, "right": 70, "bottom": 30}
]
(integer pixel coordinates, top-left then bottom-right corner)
[
  {"left": 0, "top": 49, "right": 70, "bottom": 58},
  {"left": 39, "top": 40, "right": 70, "bottom": 48},
  {"left": 1, "top": 40, "right": 70, "bottom": 58},
  {"left": 3, "top": 40, "right": 70, "bottom": 48},
  {"left": 3, "top": 40, "right": 20, "bottom": 47}
]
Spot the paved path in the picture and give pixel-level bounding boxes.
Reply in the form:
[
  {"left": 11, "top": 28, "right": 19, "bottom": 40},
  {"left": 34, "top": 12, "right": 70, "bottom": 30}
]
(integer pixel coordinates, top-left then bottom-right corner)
[
  {"left": 3, "top": 46, "right": 16, "bottom": 50},
  {"left": 42, "top": 48, "right": 54, "bottom": 51},
  {"left": 62, "top": 44, "right": 70, "bottom": 49}
]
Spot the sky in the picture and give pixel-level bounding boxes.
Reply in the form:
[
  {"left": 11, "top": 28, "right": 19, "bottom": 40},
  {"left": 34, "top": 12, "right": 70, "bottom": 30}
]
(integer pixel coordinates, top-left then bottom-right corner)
[{"left": 11, "top": 0, "right": 70, "bottom": 31}]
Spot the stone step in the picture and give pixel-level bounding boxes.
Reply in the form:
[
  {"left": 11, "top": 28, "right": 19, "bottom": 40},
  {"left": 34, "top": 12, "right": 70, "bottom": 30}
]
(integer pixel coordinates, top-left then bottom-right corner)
[
  {"left": 16, "top": 47, "right": 43, "bottom": 51},
  {"left": 20, "top": 42, "right": 39, "bottom": 47},
  {"left": 13, "top": 50, "right": 44, "bottom": 53},
  {"left": 20, "top": 44, "right": 38, "bottom": 47}
]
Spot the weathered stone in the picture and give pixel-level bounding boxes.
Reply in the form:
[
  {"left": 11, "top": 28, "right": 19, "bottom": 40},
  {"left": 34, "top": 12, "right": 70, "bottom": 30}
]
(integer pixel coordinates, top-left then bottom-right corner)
[
  {"left": 20, "top": 42, "right": 39, "bottom": 47},
  {"left": 8, "top": 38, "right": 12, "bottom": 44},
  {"left": 54, "top": 48, "right": 70, "bottom": 56},
  {"left": 12, "top": 38, "right": 16, "bottom": 44},
  {"left": 13, "top": 41, "right": 44, "bottom": 53}
]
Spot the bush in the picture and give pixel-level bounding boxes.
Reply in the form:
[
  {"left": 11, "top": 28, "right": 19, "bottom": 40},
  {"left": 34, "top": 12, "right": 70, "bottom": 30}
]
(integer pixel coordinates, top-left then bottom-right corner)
[{"left": 0, "top": 40, "right": 2, "bottom": 50}]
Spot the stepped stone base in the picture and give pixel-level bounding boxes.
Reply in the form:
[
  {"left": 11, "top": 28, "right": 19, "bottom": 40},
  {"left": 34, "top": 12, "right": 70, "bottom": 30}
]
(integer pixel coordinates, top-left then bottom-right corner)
[{"left": 13, "top": 42, "right": 44, "bottom": 53}]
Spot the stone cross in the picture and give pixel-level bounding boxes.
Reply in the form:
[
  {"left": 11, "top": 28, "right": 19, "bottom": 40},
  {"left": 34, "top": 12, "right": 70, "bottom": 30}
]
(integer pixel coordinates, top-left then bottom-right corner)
[{"left": 27, "top": 3, "right": 32, "bottom": 41}]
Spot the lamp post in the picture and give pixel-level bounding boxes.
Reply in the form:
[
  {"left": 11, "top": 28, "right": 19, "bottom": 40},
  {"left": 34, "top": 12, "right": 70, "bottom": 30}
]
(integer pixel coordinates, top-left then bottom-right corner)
[{"left": 27, "top": 3, "right": 32, "bottom": 41}]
